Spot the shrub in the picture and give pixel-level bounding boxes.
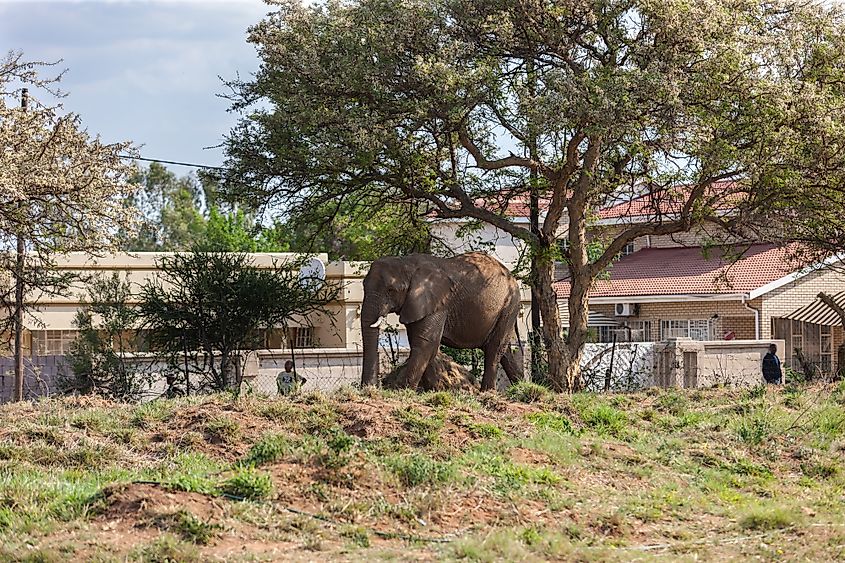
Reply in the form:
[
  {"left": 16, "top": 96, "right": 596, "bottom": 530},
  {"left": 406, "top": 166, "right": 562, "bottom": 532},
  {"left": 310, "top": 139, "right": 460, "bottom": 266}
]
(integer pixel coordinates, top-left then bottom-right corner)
[
  {"left": 242, "top": 434, "right": 288, "bottom": 466},
  {"left": 739, "top": 506, "right": 801, "bottom": 530},
  {"left": 220, "top": 467, "right": 273, "bottom": 500},
  {"left": 507, "top": 382, "right": 550, "bottom": 403},
  {"left": 582, "top": 404, "right": 627, "bottom": 438},
  {"left": 386, "top": 454, "right": 455, "bottom": 487},
  {"left": 527, "top": 412, "right": 575, "bottom": 434},
  {"left": 154, "top": 510, "right": 221, "bottom": 545},
  {"left": 469, "top": 422, "right": 504, "bottom": 439},
  {"left": 735, "top": 413, "right": 771, "bottom": 446}
]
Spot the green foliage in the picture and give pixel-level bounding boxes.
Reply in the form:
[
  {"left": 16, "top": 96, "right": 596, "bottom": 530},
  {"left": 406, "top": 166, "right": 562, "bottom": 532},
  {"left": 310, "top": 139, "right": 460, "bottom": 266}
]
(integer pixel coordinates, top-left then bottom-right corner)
[
  {"left": 386, "top": 454, "right": 456, "bottom": 487},
  {"left": 579, "top": 402, "right": 627, "bottom": 438},
  {"left": 526, "top": 412, "right": 575, "bottom": 434},
  {"left": 735, "top": 412, "right": 772, "bottom": 446},
  {"left": 469, "top": 422, "right": 504, "bottom": 439},
  {"left": 425, "top": 391, "right": 454, "bottom": 408},
  {"left": 394, "top": 407, "right": 444, "bottom": 445},
  {"left": 63, "top": 273, "right": 147, "bottom": 400},
  {"left": 132, "top": 533, "right": 201, "bottom": 563},
  {"left": 739, "top": 506, "right": 802, "bottom": 531},
  {"left": 506, "top": 382, "right": 550, "bottom": 404},
  {"left": 139, "top": 250, "right": 334, "bottom": 392},
  {"left": 220, "top": 467, "right": 273, "bottom": 500},
  {"left": 154, "top": 510, "right": 221, "bottom": 545},
  {"left": 242, "top": 434, "right": 288, "bottom": 467},
  {"left": 204, "top": 416, "right": 241, "bottom": 444}
]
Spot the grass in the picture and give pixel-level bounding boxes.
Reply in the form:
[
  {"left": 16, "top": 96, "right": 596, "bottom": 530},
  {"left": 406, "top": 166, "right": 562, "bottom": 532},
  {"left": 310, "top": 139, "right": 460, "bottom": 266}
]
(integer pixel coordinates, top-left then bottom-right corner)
[{"left": 0, "top": 385, "right": 843, "bottom": 560}]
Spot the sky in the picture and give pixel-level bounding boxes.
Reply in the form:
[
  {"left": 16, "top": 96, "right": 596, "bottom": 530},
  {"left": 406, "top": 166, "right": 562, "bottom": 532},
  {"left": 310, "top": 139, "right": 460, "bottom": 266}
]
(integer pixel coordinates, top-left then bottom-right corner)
[{"left": 0, "top": 0, "right": 271, "bottom": 170}]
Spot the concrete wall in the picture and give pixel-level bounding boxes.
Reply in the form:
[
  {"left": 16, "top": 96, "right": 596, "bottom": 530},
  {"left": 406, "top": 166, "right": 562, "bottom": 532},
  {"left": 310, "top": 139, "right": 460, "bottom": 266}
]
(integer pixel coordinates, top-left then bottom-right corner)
[{"left": 654, "top": 339, "right": 786, "bottom": 388}]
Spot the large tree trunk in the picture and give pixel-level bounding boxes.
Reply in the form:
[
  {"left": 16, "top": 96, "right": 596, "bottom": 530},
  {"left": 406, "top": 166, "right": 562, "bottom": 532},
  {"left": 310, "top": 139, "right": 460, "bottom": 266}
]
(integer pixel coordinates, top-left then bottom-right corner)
[
  {"left": 563, "top": 272, "right": 591, "bottom": 392},
  {"left": 536, "top": 256, "right": 567, "bottom": 391}
]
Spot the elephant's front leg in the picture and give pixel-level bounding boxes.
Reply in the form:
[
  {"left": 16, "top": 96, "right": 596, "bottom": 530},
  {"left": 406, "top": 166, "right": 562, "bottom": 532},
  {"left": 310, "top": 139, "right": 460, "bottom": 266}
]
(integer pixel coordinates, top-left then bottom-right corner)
[{"left": 404, "top": 311, "right": 446, "bottom": 389}]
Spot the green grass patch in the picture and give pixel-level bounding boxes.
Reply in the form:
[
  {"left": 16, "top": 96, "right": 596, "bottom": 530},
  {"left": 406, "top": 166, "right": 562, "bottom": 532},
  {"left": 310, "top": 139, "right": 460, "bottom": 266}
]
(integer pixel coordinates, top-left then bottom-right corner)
[
  {"left": 220, "top": 467, "right": 273, "bottom": 500},
  {"left": 468, "top": 422, "right": 504, "bottom": 439},
  {"left": 241, "top": 433, "right": 288, "bottom": 467},
  {"left": 385, "top": 454, "right": 456, "bottom": 487},
  {"left": 526, "top": 412, "right": 575, "bottom": 434},
  {"left": 131, "top": 533, "right": 201, "bottom": 562},
  {"left": 153, "top": 509, "right": 221, "bottom": 545},
  {"left": 506, "top": 382, "right": 549, "bottom": 403},
  {"left": 739, "top": 506, "right": 802, "bottom": 531}
]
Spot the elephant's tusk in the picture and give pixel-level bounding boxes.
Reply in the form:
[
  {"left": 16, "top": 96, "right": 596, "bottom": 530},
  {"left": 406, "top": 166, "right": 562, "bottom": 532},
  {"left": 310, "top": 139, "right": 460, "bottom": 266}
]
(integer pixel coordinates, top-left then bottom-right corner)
[{"left": 370, "top": 316, "right": 385, "bottom": 328}]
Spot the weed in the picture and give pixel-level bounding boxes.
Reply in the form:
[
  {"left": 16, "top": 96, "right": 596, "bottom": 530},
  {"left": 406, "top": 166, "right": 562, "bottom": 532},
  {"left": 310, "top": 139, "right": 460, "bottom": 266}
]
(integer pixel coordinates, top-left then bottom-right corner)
[
  {"left": 341, "top": 525, "right": 370, "bottom": 548},
  {"left": 506, "top": 382, "right": 549, "bottom": 403},
  {"left": 242, "top": 433, "right": 288, "bottom": 467},
  {"left": 131, "top": 401, "right": 174, "bottom": 428},
  {"left": 657, "top": 391, "right": 688, "bottom": 415},
  {"left": 220, "top": 467, "right": 273, "bottom": 500},
  {"left": 526, "top": 412, "right": 575, "bottom": 434},
  {"left": 468, "top": 422, "right": 504, "bottom": 439},
  {"left": 743, "top": 385, "right": 766, "bottom": 401},
  {"left": 386, "top": 454, "right": 455, "bottom": 487},
  {"left": 426, "top": 391, "right": 454, "bottom": 408},
  {"left": 303, "top": 404, "right": 338, "bottom": 435},
  {"left": 394, "top": 407, "right": 443, "bottom": 445},
  {"left": 154, "top": 510, "right": 221, "bottom": 545},
  {"left": 131, "top": 533, "right": 201, "bottom": 562},
  {"left": 256, "top": 402, "right": 297, "bottom": 422},
  {"left": 735, "top": 412, "right": 772, "bottom": 445},
  {"left": 739, "top": 506, "right": 802, "bottom": 531},
  {"left": 801, "top": 460, "right": 839, "bottom": 479},
  {"left": 580, "top": 402, "right": 627, "bottom": 438},
  {"left": 204, "top": 416, "right": 241, "bottom": 444}
]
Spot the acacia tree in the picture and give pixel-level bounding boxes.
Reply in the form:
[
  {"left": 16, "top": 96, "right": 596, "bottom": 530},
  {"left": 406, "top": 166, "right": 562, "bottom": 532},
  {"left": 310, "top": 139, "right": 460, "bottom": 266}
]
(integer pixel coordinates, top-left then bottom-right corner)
[
  {"left": 139, "top": 250, "right": 335, "bottom": 393},
  {"left": 0, "top": 50, "right": 137, "bottom": 399},
  {"left": 221, "top": 0, "right": 845, "bottom": 391}
]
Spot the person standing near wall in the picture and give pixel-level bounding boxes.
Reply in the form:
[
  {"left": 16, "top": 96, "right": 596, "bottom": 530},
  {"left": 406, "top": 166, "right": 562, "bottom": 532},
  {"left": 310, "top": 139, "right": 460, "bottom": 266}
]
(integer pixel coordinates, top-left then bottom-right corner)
[
  {"left": 762, "top": 343, "right": 783, "bottom": 384},
  {"left": 276, "top": 360, "right": 306, "bottom": 395}
]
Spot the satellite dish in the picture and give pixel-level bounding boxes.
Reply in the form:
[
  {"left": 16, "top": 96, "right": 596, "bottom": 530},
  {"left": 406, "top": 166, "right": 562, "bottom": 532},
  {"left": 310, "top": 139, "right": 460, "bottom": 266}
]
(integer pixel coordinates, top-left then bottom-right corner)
[{"left": 299, "top": 257, "right": 326, "bottom": 288}]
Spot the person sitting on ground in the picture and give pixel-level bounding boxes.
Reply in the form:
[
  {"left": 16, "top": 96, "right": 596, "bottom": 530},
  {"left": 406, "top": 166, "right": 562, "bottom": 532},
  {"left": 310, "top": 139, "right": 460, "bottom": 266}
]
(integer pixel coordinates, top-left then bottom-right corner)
[
  {"left": 762, "top": 343, "right": 783, "bottom": 385},
  {"left": 276, "top": 360, "right": 307, "bottom": 396}
]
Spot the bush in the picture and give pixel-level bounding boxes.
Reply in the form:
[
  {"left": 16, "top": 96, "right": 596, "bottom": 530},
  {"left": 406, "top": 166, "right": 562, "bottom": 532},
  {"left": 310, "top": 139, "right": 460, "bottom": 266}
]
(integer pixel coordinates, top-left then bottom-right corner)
[
  {"left": 739, "top": 506, "right": 801, "bottom": 530},
  {"left": 735, "top": 413, "right": 771, "bottom": 446},
  {"left": 386, "top": 454, "right": 456, "bottom": 487},
  {"left": 220, "top": 467, "right": 273, "bottom": 500},
  {"left": 526, "top": 412, "right": 575, "bottom": 434},
  {"left": 507, "top": 382, "right": 550, "bottom": 403},
  {"left": 242, "top": 434, "right": 288, "bottom": 466}
]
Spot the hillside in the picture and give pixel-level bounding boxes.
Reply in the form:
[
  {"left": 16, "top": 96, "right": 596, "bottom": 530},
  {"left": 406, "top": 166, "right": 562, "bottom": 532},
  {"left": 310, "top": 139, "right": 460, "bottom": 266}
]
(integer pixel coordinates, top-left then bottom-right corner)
[{"left": 0, "top": 382, "right": 844, "bottom": 561}]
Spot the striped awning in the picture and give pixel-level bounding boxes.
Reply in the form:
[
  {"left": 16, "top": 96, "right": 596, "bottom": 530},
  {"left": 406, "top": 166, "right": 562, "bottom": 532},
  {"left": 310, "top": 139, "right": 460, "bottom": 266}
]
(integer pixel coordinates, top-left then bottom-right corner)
[
  {"left": 587, "top": 311, "right": 621, "bottom": 328},
  {"left": 782, "top": 291, "right": 845, "bottom": 326}
]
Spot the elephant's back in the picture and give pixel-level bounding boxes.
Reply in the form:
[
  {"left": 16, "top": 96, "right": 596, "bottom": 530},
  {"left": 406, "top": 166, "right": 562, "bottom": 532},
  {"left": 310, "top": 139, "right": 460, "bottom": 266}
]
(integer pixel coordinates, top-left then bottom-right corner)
[{"left": 449, "top": 252, "right": 519, "bottom": 307}]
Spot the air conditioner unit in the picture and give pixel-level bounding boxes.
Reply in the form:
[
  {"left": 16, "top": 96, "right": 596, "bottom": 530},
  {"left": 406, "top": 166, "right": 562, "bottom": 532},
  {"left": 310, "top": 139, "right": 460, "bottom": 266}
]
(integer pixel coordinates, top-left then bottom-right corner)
[{"left": 614, "top": 303, "right": 636, "bottom": 317}]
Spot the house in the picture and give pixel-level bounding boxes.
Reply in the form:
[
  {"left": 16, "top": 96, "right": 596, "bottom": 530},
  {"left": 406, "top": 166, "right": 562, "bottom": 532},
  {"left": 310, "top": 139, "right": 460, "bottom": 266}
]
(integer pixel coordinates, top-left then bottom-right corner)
[{"left": 434, "top": 188, "right": 845, "bottom": 375}]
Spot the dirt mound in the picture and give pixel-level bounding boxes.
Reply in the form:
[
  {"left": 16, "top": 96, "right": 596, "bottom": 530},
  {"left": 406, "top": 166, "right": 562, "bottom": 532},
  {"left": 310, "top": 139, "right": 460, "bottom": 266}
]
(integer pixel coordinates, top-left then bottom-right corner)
[
  {"left": 382, "top": 351, "right": 478, "bottom": 391},
  {"left": 97, "top": 483, "right": 225, "bottom": 524}
]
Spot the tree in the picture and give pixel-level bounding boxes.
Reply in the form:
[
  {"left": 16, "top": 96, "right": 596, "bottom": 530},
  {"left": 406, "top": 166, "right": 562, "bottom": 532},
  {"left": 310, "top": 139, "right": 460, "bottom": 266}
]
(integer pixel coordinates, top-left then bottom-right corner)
[
  {"left": 64, "top": 273, "right": 148, "bottom": 400},
  {"left": 138, "top": 250, "right": 335, "bottom": 393},
  {"left": 0, "top": 50, "right": 137, "bottom": 400},
  {"left": 221, "top": 0, "right": 845, "bottom": 391}
]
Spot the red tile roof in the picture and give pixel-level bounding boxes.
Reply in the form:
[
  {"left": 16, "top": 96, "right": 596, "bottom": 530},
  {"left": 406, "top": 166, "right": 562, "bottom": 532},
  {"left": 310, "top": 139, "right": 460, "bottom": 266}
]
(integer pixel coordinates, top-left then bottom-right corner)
[
  {"left": 553, "top": 243, "right": 795, "bottom": 298},
  {"left": 598, "top": 181, "right": 740, "bottom": 220}
]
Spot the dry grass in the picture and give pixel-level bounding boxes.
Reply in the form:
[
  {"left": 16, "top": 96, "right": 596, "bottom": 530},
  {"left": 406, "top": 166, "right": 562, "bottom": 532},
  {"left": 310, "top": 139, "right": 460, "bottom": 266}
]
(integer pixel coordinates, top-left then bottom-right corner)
[{"left": 0, "top": 383, "right": 844, "bottom": 560}]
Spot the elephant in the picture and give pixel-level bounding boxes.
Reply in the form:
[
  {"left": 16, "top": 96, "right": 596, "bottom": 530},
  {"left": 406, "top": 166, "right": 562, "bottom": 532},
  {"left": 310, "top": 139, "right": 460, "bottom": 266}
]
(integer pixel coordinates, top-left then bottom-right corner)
[{"left": 360, "top": 252, "right": 523, "bottom": 391}]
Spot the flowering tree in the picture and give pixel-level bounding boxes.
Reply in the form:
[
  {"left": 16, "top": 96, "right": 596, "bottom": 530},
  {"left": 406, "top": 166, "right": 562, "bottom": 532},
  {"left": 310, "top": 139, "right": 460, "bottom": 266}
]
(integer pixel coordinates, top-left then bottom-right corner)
[
  {"left": 222, "top": 0, "right": 845, "bottom": 391},
  {"left": 0, "top": 51, "right": 138, "bottom": 400}
]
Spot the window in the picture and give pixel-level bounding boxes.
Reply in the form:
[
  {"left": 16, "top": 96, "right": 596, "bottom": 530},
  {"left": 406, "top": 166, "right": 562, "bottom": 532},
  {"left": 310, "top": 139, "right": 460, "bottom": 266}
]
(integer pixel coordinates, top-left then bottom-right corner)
[
  {"left": 821, "top": 325, "right": 832, "bottom": 371},
  {"left": 288, "top": 327, "right": 314, "bottom": 348},
  {"left": 621, "top": 241, "right": 636, "bottom": 257},
  {"left": 791, "top": 319, "right": 803, "bottom": 353},
  {"left": 32, "top": 330, "right": 77, "bottom": 355},
  {"left": 624, "top": 320, "right": 652, "bottom": 342},
  {"left": 660, "top": 320, "right": 711, "bottom": 341}
]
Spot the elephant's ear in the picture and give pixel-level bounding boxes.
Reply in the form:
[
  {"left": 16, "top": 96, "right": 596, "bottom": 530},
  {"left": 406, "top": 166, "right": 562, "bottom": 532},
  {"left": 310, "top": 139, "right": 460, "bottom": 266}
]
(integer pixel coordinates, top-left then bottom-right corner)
[{"left": 399, "top": 265, "right": 454, "bottom": 325}]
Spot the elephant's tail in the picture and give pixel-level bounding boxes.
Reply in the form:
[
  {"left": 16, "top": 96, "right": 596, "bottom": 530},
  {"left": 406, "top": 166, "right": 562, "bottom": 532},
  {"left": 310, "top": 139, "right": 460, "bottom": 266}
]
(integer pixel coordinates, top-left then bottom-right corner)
[{"left": 514, "top": 321, "right": 524, "bottom": 354}]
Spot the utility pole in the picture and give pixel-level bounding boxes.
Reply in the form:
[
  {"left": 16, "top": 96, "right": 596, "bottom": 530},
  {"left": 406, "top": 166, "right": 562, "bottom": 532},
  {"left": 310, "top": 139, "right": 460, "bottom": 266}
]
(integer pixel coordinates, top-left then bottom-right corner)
[{"left": 13, "top": 88, "right": 28, "bottom": 402}]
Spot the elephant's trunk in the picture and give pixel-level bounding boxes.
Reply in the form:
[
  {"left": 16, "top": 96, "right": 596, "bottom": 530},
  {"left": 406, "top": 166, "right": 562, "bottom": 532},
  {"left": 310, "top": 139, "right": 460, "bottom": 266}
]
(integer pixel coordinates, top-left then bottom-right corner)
[{"left": 361, "top": 302, "right": 383, "bottom": 387}]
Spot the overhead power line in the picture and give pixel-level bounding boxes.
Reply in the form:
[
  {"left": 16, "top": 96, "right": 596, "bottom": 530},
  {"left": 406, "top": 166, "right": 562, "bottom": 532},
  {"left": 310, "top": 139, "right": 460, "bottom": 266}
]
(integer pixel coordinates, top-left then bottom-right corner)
[{"left": 120, "top": 154, "right": 230, "bottom": 171}]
